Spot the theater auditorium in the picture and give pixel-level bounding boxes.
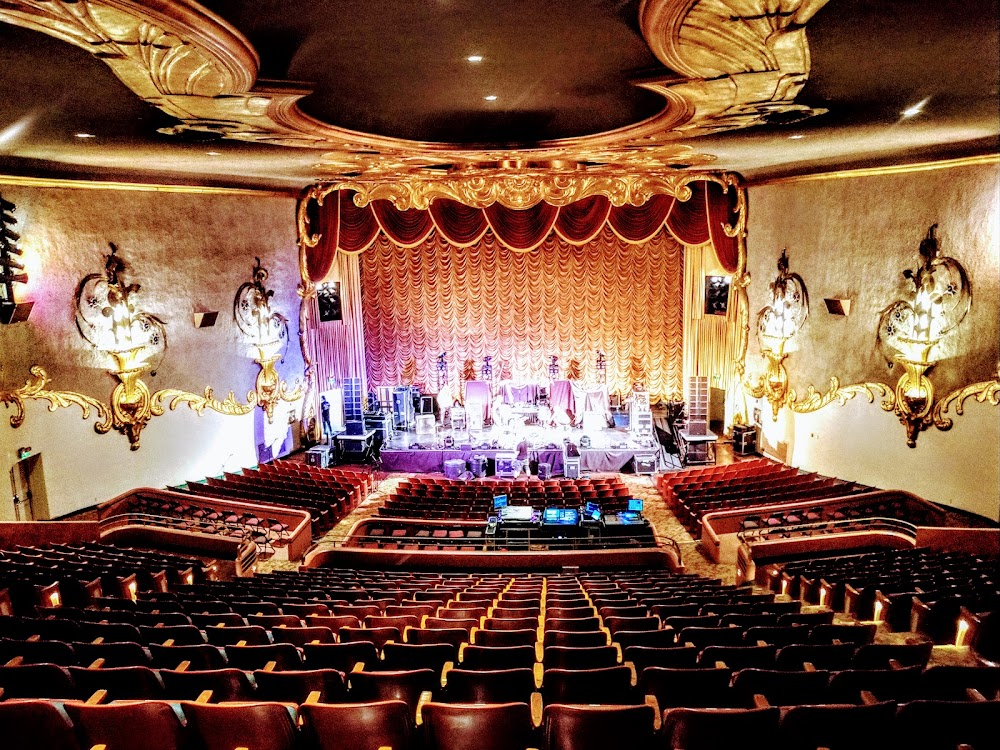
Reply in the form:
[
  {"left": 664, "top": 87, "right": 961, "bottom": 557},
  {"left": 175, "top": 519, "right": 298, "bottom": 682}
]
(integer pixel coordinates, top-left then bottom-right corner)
[{"left": 0, "top": 1, "right": 997, "bottom": 748}]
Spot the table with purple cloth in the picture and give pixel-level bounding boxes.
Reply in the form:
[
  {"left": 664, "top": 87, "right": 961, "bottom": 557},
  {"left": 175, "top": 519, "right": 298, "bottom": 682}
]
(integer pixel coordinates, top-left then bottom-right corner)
[
  {"left": 581, "top": 450, "right": 635, "bottom": 473},
  {"left": 550, "top": 380, "right": 576, "bottom": 421},
  {"left": 502, "top": 382, "right": 539, "bottom": 405},
  {"left": 380, "top": 449, "right": 501, "bottom": 473}
]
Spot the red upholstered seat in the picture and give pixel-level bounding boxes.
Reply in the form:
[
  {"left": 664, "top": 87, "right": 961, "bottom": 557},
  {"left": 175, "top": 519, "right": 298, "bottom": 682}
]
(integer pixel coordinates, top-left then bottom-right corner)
[
  {"left": 542, "top": 704, "right": 658, "bottom": 750},
  {"left": 183, "top": 701, "right": 299, "bottom": 750},
  {"left": 0, "top": 699, "right": 82, "bottom": 750},
  {"left": 253, "top": 668, "right": 348, "bottom": 703},
  {"left": 348, "top": 668, "right": 438, "bottom": 713},
  {"left": 662, "top": 705, "right": 780, "bottom": 750},
  {"left": 65, "top": 700, "right": 186, "bottom": 750},
  {"left": 300, "top": 700, "right": 415, "bottom": 750},
  {"left": 422, "top": 702, "right": 536, "bottom": 750}
]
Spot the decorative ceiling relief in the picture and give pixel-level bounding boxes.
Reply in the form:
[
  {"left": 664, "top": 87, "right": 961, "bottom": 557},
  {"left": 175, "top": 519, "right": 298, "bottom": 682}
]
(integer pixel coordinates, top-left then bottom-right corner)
[{"left": 0, "top": 0, "right": 828, "bottom": 183}]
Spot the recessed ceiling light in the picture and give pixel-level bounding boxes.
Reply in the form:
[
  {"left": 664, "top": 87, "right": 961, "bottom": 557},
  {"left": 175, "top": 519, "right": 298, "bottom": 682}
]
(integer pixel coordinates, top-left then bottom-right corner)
[
  {"left": 206, "top": 151, "right": 221, "bottom": 156},
  {"left": 466, "top": 55, "right": 483, "bottom": 63},
  {"left": 75, "top": 132, "right": 96, "bottom": 139},
  {"left": 484, "top": 94, "right": 498, "bottom": 102},
  {"left": 789, "top": 134, "right": 805, "bottom": 140},
  {"left": 901, "top": 98, "right": 930, "bottom": 118}
]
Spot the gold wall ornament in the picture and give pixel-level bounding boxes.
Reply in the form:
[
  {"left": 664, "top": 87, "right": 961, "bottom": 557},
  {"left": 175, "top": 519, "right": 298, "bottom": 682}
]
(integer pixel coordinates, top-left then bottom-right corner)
[
  {"left": 0, "top": 365, "right": 108, "bottom": 428},
  {"left": 787, "top": 378, "right": 896, "bottom": 414},
  {"left": 932, "top": 371, "right": 1000, "bottom": 431},
  {"left": 150, "top": 387, "right": 254, "bottom": 418},
  {"left": 233, "top": 258, "right": 303, "bottom": 422},
  {"left": 745, "top": 250, "right": 809, "bottom": 418},
  {"left": 876, "top": 225, "right": 972, "bottom": 447},
  {"left": 0, "top": 0, "right": 825, "bottom": 182},
  {"left": 75, "top": 243, "right": 167, "bottom": 449}
]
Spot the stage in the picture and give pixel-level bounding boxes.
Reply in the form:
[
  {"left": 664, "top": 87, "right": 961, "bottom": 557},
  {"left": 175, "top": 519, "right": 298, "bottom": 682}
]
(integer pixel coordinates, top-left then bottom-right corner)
[{"left": 377, "top": 420, "right": 662, "bottom": 475}]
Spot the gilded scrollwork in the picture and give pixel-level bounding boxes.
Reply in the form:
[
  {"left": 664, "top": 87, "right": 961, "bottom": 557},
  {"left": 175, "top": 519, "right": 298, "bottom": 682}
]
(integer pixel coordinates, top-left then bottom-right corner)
[
  {"left": 0, "top": 0, "right": 827, "bottom": 181},
  {"left": 0, "top": 366, "right": 108, "bottom": 428},
  {"left": 150, "top": 387, "right": 255, "bottom": 418},
  {"left": 932, "top": 374, "right": 1000, "bottom": 431},
  {"left": 786, "top": 378, "right": 896, "bottom": 414}
]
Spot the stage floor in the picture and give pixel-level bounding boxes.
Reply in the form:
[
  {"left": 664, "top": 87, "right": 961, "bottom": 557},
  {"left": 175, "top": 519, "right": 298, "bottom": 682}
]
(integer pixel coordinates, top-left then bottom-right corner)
[{"left": 378, "top": 421, "right": 661, "bottom": 475}]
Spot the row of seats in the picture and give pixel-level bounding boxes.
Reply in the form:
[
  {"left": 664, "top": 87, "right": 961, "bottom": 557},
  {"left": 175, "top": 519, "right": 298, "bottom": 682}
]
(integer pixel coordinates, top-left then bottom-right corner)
[
  {"left": 5, "top": 692, "right": 1000, "bottom": 750},
  {"left": 381, "top": 476, "right": 634, "bottom": 517}
]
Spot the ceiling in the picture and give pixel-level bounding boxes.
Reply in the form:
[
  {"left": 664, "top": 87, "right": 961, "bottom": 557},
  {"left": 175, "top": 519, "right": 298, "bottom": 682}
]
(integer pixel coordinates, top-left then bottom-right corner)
[{"left": 0, "top": 0, "right": 996, "bottom": 192}]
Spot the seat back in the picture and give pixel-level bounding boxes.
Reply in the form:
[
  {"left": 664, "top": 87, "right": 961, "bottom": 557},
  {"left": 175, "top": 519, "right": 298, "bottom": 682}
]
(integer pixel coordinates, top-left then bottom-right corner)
[
  {"left": 423, "top": 702, "right": 535, "bottom": 750},
  {"left": 475, "top": 629, "right": 538, "bottom": 647},
  {"left": 302, "top": 642, "right": 379, "bottom": 673},
  {"left": 0, "top": 663, "right": 76, "bottom": 699},
  {"left": 662, "top": 706, "right": 780, "bottom": 750},
  {"left": 348, "top": 668, "right": 437, "bottom": 713},
  {"left": 444, "top": 667, "right": 536, "bottom": 704},
  {"left": 778, "top": 701, "right": 898, "bottom": 750},
  {"left": 253, "top": 668, "right": 348, "bottom": 704},
  {"left": 543, "top": 645, "right": 619, "bottom": 670},
  {"left": 160, "top": 668, "right": 256, "bottom": 701},
  {"left": 66, "top": 700, "right": 186, "bottom": 750},
  {"left": 381, "top": 642, "right": 456, "bottom": 672},
  {"left": 895, "top": 699, "right": 1000, "bottom": 750},
  {"left": 639, "top": 666, "right": 734, "bottom": 709},
  {"left": 543, "top": 704, "right": 658, "bottom": 750},
  {"left": 461, "top": 644, "right": 536, "bottom": 671},
  {"left": 183, "top": 701, "right": 298, "bottom": 750},
  {"left": 300, "top": 700, "right": 414, "bottom": 750},
  {"left": 542, "top": 665, "right": 635, "bottom": 705},
  {"left": 68, "top": 665, "right": 165, "bottom": 700},
  {"left": 731, "top": 668, "right": 831, "bottom": 707},
  {"left": 0, "top": 699, "right": 81, "bottom": 750}
]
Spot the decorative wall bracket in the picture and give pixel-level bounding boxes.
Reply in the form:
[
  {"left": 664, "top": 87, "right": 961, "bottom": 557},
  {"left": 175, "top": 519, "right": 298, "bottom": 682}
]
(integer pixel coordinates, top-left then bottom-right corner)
[
  {"left": 745, "top": 250, "right": 809, "bottom": 419},
  {"left": 234, "top": 258, "right": 303, "bottom": 422}
]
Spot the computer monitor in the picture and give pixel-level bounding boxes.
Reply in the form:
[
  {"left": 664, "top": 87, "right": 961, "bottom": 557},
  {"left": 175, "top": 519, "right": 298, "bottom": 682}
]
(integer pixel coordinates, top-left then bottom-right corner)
[
  {"left": 584, "top": 501, "right": 601, "bottom": 521},
  {"left": 542, "top": 507, "right": 579, "bottom": 525},
  {"left": 627, "top": 498, "right": 644, "bottom": 512},
  {"left": 493, "top": 494, "right": 508, "bottom": 510},
  {"left": 619, "top": 510, "right": 643, "bottom": 524}
]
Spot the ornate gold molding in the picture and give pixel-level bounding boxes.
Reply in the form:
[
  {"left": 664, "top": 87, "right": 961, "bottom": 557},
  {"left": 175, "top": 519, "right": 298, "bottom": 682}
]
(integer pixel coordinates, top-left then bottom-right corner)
[
  {"left": 150, "top": 387, "right": 254, "bottom": 418},
  {"left": 0, "top": 0, "right": 827, "bottom": 181},
  {"left": 787, "top": 378, "right": 896, "bottom": 414},
  {"left": 933, "top": 373, "right": 1000, "bottom": 431},
  {"left": 0, "top": 366, "right": 108, "bottom": 428}
]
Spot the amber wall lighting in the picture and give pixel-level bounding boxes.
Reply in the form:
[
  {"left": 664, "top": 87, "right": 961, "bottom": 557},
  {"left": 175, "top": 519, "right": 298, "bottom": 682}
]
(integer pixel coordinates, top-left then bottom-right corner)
[
  {"left": 234, "top": 257, "right": 301, "bottom": 422},
  {"left": 75, "top": 243, "right": 167, "bottom": 449},
  {"left": 747, "top": 250, "right": 809, "bottom": 418},
  {"left": 877, "top": 225, "right": 971, "bottom": 447}
]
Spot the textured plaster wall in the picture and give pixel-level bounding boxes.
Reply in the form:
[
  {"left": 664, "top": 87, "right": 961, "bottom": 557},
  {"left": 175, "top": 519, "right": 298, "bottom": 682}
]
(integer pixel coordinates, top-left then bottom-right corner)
[
  {"left": 0, "top": 185, "right": 304, "bottom": 520},
  {"left": 746, "top": 162, "right": 1000, "bottom": 521}
]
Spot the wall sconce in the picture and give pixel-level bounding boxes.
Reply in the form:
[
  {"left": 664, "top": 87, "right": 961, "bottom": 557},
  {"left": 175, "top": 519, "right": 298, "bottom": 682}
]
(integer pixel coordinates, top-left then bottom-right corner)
[
  {"left": 234, "top": 257, "right": 302, "bottom": 422},
  {"left": 747, "top": 250, "right": 809, "bottom": 418},
  {"left": 877, "top": 225, "right": 971, "bottom": 447},
  {"left": 75, "top": 243, "right": 166, "bottom": 449}
]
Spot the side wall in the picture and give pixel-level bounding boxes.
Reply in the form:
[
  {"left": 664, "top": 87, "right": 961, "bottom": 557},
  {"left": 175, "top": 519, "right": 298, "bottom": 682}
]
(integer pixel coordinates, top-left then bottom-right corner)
[
  {"left": 745, "top": 161, "right": 1000, "bottom": 521},
  {"left": 0, "top": 184, "right": 304, "bottom": 520}
]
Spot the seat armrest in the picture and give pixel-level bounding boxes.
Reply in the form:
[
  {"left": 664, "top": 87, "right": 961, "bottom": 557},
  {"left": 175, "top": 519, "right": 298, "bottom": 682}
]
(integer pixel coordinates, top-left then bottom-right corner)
[
  {"left": 613, "top": 643, "right": 622, "bottom": 663},
  {"left": 860, "top": 690, "right": 878, "bottom": 706},
  {"left": 534, "top": 642, "right": 543, "bottom": 663},
  {"left": 967, "top": 688, "right": 987, "bottom": 702},
  {"left": 644, "top": 694, "right": 661, "bottom": 730},
  {"left": 533, "top": 662, "right": 544, "bottom": 689},
  {"left": 626, "top": 661, "right": 637, "bottom": 687},
  {"left": 752, "top": 694, "right": 770, "bottom": 709},
  {"left": 415, "top": 691, "right": 433, "bottom": 726},
  {"left": 196, "top": 690, "right": 213, "bottom": 704},
  {"left": 530, "top": 692, "right": 543, "bottom": 728},
  {"left": 441, "top": 661, "right": 453, "bottom": 687},
  {"left": 86, "top": 690, "right": 108, "bottom": 705},
  {"left": 304, "top": 690, "right": 321, "bottom": 705},
  {"left": 89, "top": 658, "right": 105, "bottom": 669}
]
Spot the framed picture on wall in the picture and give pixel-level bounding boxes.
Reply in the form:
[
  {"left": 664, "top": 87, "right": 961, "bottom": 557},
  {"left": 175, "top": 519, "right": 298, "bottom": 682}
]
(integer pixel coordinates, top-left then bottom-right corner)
[
  {"left": 704, "top": 275, "right": 731, "bottom": 316},
  {"left": 317, "top": 281, "right": 342, "bottom": 322}
]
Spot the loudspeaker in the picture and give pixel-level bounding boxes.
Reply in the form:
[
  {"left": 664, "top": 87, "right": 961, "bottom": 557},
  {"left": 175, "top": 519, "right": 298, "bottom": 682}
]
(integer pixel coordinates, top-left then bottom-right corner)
[
  {"left": 192, "top": 311, "right": 219, "bottom": 328},
  {"left": 0, "top": 301, "right": 32, "bottom": 324},
  {"left": 704, "top": 275, "right": 730, "bottom": 316},
  {"left": 317, "top": 281, "right": 342, "bottom": 322}
]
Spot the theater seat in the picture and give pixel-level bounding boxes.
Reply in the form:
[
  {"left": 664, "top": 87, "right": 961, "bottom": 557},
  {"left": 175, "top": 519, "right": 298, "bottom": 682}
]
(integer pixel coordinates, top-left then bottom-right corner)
[
  {"left": 777, "top": 700, "right": 898, "bottom": 750},
  {"left": 68, "top": 665, "right": 166, "bottom": 700},
  {"left": 543, "top": 704, "right": 658, "bottom": 750},
  {"left": 253, "top": 668, "right": 348, "bottom": 703},
  {"left": 895, "top": 698, "right": 1000, "bottom": 749},
  {"left": 0, "top": 700, "right": 81, "bottom": 750},
  {"left": 662, "top": 705, "right": 780, "bottom": 750},
  {"left": 65, "top": 700, "right": 187, "bottom": 750},
  {"left": 422, "top": 701, "right": 536, "bottom": 750},
  {"left": 0, "top": 662, "right": 77, "bottom": 699},
  {"left": 348, "top": 668, "right": 438, "bottom": 713},
  {"left": 920, "top": 665, "right": 1000, "bottom": 700},
  {"left": 183, "top": 700, "right": 299, "bottom": 750},
  {"left": 639, "top": 666, "right": 734, "bottom": 709},
  {"left": 444, "top": 667, "right": 536, "bottom": 704},
  {"left": 300, "top": 700, "right": 415, "bottom": 750},
  {"left": 541, "top": 665, "right": 636, "bottom": 705},
  {"left": 542, "top": 645, "right": 619, "bottom": 671},
  {"left": 303, "top": 642, "right": 379, "bottom": 673},
  {"left": 460, "top": 644, "right": 537, "bottom": 671},
  {"left": 160, "top": 667, "right": 256, "bottom": 701},
  {"left": 827, "top": 665, "right": 923, "bottom": 703}
]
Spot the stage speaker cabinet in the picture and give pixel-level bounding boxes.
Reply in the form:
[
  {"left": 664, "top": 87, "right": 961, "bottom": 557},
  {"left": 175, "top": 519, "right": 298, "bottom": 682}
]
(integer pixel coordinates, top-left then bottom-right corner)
[
  {"left": 564, "top": 457, "right": 581, "bottom": 479},
  {"left": 733, "top": 425, "right": 757, "bottom": 455},
  {"left": 345, "top": 420, "right": 365, "bottom": 436},
  {"left": 495, "top": 450, "right": 519, "bottom": 479},
  {"left": 538, "top": 462, "right": 552, "bottom": 480},
  {"left": 343, "top": 377, "right": 364, "bottom": 421},
  {"left": 468, "top": 407, "right": 484, "bottom": 432},
  {"left": 634, "top": 452, "right": 657, "bottom": 475},
  {"left": 305, "top": 446, "right": 331, "bottom": 468},
  {"left": 415, "top": 413, "right": 436, "bottom": 437}
]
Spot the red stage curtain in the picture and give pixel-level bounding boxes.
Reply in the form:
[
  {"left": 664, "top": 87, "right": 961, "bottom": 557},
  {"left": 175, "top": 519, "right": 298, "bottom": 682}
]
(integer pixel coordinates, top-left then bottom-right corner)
[
  {"left": 706, "top": 181, "right": 740, "bottom": 273},
  {"left": 484, "top": 201, "right": 560, "bottom": 252},
  {"left": 302, "top": 179, "right": 742, "bottom": 278},
  {"left": 554, "top": 195, "right": 611, "bottom": 245},
  {"left": 304, "top": 190, "right": 339, "bottom": 283},
  {"left": 338, "top": 189, "right": 381, "bottom": 253},
  {"left": 360, "top": 226, "right": 685, "bottom": 402},
  {"left": 371, "top": 199, "right": 435, "bottom": 248},
  {"left": 607, "top": 194, "right": 675, "bottom": 243},
  {"left": 429, "top": 198, "right": 490, "bottom": 246}
]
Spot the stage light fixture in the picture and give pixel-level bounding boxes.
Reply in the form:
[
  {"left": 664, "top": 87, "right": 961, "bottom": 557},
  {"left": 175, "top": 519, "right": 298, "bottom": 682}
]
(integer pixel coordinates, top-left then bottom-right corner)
[
  {"left": 746, "top": 250, "right": 809, "bottom": 419},
  {"left": 876, "top": 224, "right": 971, "bottom": 447},
  {"left": 484, "top": 94, "right": 498, "bottom": 101},
  {"left": 466, "top": 55, "right": 483, "bottom": 63}
]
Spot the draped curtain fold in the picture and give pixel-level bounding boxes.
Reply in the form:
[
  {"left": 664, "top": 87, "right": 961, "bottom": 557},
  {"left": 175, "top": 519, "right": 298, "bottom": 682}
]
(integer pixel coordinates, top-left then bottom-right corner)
[{"left": 303, "top": 178, "right": 740, "bottom": 273}]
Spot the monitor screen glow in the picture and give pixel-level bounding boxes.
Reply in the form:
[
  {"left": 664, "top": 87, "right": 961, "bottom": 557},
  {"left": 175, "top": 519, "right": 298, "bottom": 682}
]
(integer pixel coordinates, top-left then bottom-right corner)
[
  {"left": 543, "top": 507, "right": 579, "bottom": 525},
  {"left": 627, "top": 498, "right": 644, "bottom": 512},
  {"left": 493, "top": 495, "right": 508, "bottom": 510}
]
